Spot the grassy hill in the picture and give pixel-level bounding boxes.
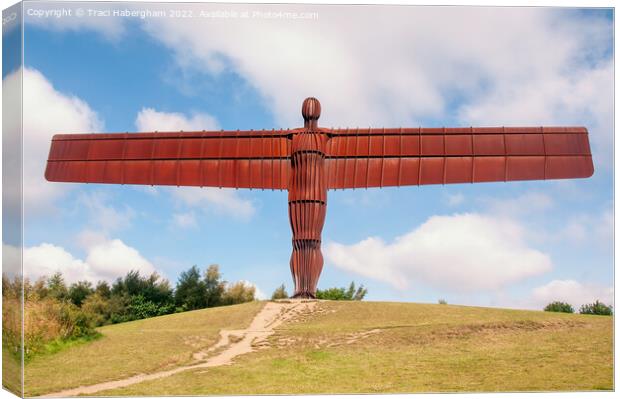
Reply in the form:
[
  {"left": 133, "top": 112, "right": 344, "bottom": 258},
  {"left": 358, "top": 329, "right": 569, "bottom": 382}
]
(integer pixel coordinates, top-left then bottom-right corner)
[
  {"left": 25, "top": 300, "right": 612, "bottom": 396},
  {"left": 24, "top": 301, "right": 263, "bottom": 396}
]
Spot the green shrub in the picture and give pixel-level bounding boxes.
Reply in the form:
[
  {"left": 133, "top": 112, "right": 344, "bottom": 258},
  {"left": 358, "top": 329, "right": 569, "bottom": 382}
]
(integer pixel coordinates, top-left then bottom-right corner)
[
  {"left": 316, "top": 282, "right": 367, "bottom": 300},
  {"left": 579, "top": 300, "right": 613, "bottom": 316},
  {"left": 438, "top": 299, "right": 447, "bottom": 305},
  {"left": 544, "top": 301, "right": 574, "bottom": 313}
]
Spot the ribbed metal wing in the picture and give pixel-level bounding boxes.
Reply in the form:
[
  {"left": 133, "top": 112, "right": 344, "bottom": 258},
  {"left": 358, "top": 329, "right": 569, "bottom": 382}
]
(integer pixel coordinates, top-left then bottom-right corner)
[
  {"left": 325, "top": 127, "right": 594, "bottom": 189},
  {"left": 45, "top": 130, "right": 293, "bottom": 190}
]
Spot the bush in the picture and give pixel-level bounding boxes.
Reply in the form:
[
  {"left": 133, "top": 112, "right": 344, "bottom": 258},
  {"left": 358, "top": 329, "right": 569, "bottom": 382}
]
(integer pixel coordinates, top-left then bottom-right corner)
[
  {"left": 544, "top": 301, "right": 574, "bottom": 313},
  {"left": 271, "top": 284, "right": 289, "bottom": 300},
  {"left": 22, "top": 296, "right": 98, "bottom": 360},
  {"left": 222, "top": 281, "right": 256, "bottom": 305},
  {"left": 316, "top": 282, "right": 367, "bottom": 300},
  {"left": 579, "top": 300, "right": 613, "bottom": 316},
  {"left": 438, "top": 299, "right": 447, "bottom": 305},
  {"left": 127, "top": 295, "right": 174, "bottom": 320},
  {"left": 81, "top": 293, "right": 124, "bottom": 326}
]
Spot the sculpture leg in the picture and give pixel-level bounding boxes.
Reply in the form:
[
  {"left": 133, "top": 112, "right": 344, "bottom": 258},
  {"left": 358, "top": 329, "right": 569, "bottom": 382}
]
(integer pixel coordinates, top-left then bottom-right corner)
[{"left": 289, "top": 201, "right": 326, "bottom": 298}]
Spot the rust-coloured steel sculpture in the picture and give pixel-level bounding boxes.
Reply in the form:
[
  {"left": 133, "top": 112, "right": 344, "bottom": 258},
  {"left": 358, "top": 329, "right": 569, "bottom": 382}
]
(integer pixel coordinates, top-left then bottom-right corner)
[{"left": 45, "top": 97, "right": 595, "bottom": 298}]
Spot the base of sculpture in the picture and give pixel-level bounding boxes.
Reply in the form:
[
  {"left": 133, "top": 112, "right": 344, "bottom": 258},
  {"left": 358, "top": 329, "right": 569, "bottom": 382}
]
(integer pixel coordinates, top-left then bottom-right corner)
[{"left": 291, "top": 292, "right": 317, "bottom": 299}]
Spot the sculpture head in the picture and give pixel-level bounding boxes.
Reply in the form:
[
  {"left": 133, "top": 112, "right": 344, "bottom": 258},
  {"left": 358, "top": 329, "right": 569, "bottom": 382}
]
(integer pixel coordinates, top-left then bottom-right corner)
[{"left": 302, "top": 97, "right": 321, "bottom": 129}]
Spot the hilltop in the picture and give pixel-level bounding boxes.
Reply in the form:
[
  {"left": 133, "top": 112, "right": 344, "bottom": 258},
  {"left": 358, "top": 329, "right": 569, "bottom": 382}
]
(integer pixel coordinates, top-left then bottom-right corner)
[{"left": 25, "top": 300, "right": 612, "bottom": 396}]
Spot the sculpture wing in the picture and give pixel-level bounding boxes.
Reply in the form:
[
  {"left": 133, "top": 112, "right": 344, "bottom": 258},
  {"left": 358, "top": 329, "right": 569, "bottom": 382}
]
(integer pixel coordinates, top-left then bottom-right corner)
[
  {"left": 325, "top": 127, "right": 594, "bottom": 189},
  {"left": 45, "top": 130, "right": 292, "bottom": 190}
]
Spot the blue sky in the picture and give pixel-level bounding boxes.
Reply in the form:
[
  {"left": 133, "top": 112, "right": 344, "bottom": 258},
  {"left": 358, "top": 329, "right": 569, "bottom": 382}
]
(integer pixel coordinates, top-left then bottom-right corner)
[{"left": 6, "top": 2, "right": 613, "bottom": 309}]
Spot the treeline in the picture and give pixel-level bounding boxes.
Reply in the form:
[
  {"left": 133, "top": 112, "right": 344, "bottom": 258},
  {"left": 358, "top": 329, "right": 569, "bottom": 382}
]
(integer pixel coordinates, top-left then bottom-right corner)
[{"left": 2, "top": 265, "right": 256, "bottom": 360}]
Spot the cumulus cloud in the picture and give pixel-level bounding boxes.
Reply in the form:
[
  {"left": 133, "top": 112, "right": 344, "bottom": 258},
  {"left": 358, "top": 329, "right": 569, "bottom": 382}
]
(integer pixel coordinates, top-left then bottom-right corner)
[
  {"left": 137, "top": 6, "right": 611, "bottom": 165},
  {"left": 324, "top": 213, "right": 551, "bottom": 292},
  {"left": 135, "top": 107, "right": 219, "bottom": 132},
  {"left": 11, "top": 67, "right": 103, "bottom": 214},
  {"left": 18, "top": 238, "right": 157, "bottom": 284},
  {"left": 85, "top": 239, "right": 156, "bottom": 281},
  {"left": 530, "top": 279, "right": 613, "bottom": 310},
  {"left": 169, "top": 187, "right": 255, "bottom": 220}
]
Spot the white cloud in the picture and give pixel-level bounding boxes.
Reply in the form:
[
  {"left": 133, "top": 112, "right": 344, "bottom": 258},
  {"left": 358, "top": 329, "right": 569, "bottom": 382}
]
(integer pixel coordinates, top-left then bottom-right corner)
[
  {"left": 18, "top": 238, "right": 157, "bottom": 284},
  {"left": 85, "top": 239, "right": 156, "bottom": 281},
  {"left": 324, "top": 213, "right": 551, "bottom": 292},
  {"left": 77, "top": 191, "right": 136, "bottom": 233},
  {"left": 135, "top": 107, "right": 219, "bottom": 132},
  {"left": 172, "top": 212, "right": 198, "bottom": 229},
  {"left": 14, "top": 67, "right": 103, "bottom": 214},
  {"left": 169, "top": 187, "right": 255, "bottom": 220},
  {"left": 137, "top": 7, "right": 611, "bottom": 164},
  {"left": 530, "top": 279, "right": 613, "bottom": 310}
]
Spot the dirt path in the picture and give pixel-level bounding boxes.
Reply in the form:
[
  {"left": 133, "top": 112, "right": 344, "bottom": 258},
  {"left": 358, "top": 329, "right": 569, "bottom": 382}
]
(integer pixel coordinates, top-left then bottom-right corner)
[{"left": 41, "top": 300, "right": 317, "bottom": 397}]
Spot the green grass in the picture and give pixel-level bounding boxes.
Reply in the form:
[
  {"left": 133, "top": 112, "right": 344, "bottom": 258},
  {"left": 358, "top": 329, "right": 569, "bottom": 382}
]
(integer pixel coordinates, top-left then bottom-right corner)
[
  {"left": 95, "top": 301, "right": 613, "bottom": 395},
  {"left": 24, "top": 301, "right": 264, "bottom": 396},
  {"left": 42, "top": 333, "right": 103, "bottom": 356}
]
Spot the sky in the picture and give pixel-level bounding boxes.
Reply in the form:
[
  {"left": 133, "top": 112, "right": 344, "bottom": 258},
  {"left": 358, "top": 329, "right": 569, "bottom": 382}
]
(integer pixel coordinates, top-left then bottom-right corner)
[{"left": 3, "top": 2, "right": 614, "bottom": 310}]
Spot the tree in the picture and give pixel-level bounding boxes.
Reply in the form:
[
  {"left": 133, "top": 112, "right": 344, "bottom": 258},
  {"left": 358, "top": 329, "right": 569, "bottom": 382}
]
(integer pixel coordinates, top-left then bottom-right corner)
[
  {"left": 222, "top": 281, "right": 256, "bottom": 305},
  {"left": 204, "top": 264, "right": 225, "bottom": 307},
  {"left": 175, "top": 265, "right": 207, "bottom": 310},
  {"left": 95, "top": 281, "right": 111, "bottom": 299},
  {"left": 579, "top": 300, "right": 613, "bottom": 316},
  {"left": 352, "top": 283, "right": 368, "bottom": 300},
  {"left": 47, "top": 272, "right": 68, "bottom": 301},
  {"left": 112, "top": 270, "right": 143, "bottom": 297},
  {"left": 544, "top": 301, "right": 574, "bottom": 313},
  {"left": 68, "top": 281, "right": 94, "bottom": 307},
  {"left": 271, "top": 284, "right": 289, "bottom": 300}
]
